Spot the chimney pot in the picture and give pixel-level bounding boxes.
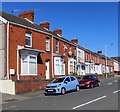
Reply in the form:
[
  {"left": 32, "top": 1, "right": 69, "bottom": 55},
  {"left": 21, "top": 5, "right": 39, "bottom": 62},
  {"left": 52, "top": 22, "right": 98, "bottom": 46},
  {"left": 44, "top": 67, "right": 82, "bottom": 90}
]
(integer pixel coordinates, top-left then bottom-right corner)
[
  {"left": 71, "top": 39, "right": 78, "bottom": 44},
  {"left": 53, "top": 29, "right": 62, "bottom": 36},
  {"left": 40, "top": 22, "right": 50, "bottom": 30},
  {"left": 97, "top": 51, "right": 102, "bottom": 55},
  {"left": 19, "top": 10, "right": 34, "bottom": 22}
]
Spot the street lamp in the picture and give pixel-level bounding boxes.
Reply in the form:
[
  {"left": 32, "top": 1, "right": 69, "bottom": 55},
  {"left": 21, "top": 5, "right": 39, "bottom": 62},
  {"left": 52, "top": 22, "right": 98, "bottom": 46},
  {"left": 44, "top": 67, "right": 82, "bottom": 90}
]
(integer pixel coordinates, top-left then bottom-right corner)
[{"left": 105, "top": 44, "right": 113, "bottom": 78}]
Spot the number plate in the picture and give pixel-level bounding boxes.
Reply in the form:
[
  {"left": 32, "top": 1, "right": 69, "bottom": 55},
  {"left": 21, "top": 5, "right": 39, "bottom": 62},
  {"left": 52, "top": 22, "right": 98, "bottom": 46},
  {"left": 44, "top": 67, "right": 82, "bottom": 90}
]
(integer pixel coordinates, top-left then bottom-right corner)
[
  {"left": 80, "top": 84, "right": 85, "bottom": 86},
  {"left": 48, "top": 89, "right": 53, "bottom": 91}
]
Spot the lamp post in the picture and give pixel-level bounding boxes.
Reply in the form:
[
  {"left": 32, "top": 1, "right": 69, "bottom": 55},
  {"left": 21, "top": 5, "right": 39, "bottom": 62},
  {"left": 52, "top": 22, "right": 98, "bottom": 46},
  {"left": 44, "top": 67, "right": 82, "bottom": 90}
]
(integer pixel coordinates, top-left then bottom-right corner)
[{"left": 105, "top": 44, "right": 113, "bottom": 78}]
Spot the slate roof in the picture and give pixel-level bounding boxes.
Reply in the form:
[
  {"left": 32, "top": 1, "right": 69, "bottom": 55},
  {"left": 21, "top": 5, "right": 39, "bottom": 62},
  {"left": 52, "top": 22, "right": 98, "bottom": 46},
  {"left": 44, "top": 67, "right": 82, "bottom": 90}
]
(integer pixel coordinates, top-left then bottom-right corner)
[
  {"left": 0, "top": 11, "right": 76, "bottom": 46},
  {"left": 0, "top": 11, "right": 113, "bottom": 60},
  {"left": 111, "top": 57, "right": 120, "bottom": 62}
]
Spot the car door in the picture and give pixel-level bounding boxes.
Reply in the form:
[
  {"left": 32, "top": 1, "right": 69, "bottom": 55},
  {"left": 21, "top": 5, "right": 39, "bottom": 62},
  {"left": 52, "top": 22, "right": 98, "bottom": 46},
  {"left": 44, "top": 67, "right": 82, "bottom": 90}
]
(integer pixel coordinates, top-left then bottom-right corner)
[
  {"left": 64, "top": 77, "right": 71, "bottom": 91},
  {"left": 92, "top": 75, "right": 98, "bottom": 86},
  {"left": 70, "top": 76, "right": 77, "bottom": 90}
]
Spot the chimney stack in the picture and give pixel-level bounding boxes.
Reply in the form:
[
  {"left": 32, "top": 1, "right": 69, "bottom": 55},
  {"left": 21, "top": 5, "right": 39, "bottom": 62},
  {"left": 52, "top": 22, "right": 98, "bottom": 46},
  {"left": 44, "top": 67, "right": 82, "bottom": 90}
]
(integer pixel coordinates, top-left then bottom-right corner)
[
  {"left": 71, "top": 39, "right": 78, "bottom": 44},
  {"left": 97, "top": 51, "right": 102, "bottom": 55},
  {"left": 53, "top": 29, "right": 62, "bottom": 36},
  {"left": 19, "top": 10, "right": 34, "bottom": 22},
  {"left": 40, "top": 22, "right": 50, "bottom": 30}
]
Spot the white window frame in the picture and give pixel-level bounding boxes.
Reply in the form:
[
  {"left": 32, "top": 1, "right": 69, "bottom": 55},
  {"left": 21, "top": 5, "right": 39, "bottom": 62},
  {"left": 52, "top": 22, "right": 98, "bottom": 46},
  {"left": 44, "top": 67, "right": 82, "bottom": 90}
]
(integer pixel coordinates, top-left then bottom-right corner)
[
  {"left": 56, "top": 40, "right": 59, "bottom": 53},
  {"left": 46, "top": 38, "right": 50, "bottom": 51},
  {"left": 68, "top": 58, "right": 75, "bottom": 74},
  {"left": 54, "top": 57, "right": 65, "bottom": 75},
  {"left": 25, "top": 32, "right": 32, "bottom": 47},
  {"left": 21, "top": 54, "right": 37, "bottom": 75}
]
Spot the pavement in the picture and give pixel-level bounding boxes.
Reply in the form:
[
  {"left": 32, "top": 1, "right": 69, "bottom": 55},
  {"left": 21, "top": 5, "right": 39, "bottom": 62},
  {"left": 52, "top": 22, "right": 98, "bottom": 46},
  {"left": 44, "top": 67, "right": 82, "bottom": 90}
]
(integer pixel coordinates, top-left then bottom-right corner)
[
  {"left": 1, "top": 90, "right": 44, "bottom": 104},
  {"left": 1, "top": 75, "right": 119, "bottom": 105}
]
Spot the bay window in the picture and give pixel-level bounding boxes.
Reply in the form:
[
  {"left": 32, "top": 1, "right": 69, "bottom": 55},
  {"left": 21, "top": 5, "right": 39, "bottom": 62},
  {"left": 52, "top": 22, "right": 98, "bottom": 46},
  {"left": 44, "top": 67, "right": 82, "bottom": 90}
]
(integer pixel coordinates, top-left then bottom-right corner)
[
  {"left": 21, "top": 54, "right": 37, "bottom": 75},
  {"left": 54, "top": 57, "right": 65, "bottom": 75}
]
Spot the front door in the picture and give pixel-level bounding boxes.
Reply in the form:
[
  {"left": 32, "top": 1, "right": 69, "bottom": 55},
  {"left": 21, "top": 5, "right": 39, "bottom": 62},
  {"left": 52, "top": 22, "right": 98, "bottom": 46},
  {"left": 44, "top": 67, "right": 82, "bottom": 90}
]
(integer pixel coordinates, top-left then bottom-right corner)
[{"left": 46, "top": 61, "right": 49, "bottom": 79}]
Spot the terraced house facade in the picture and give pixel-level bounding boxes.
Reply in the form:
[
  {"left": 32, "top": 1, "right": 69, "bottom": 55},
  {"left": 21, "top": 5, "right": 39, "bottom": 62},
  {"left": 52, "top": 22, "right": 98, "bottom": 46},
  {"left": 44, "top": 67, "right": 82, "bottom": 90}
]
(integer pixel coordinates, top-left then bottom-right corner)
[{"left": 0, "top": 10, "right": 117, "bottom": 84}]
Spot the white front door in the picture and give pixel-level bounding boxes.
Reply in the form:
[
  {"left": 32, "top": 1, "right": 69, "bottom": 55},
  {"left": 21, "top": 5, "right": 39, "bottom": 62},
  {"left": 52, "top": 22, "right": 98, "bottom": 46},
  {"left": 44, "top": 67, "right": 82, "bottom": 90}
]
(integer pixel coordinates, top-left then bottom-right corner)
[{"left": 46, "top": 61, "right": 49, "bottom": 79}]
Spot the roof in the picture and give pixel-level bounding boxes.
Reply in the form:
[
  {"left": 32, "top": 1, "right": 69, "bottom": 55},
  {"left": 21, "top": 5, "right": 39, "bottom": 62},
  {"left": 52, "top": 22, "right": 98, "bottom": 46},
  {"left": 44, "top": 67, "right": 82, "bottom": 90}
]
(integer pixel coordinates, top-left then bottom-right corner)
[
  {"left": 0, "top": 12, "right": 115, "bottom": 60},
  {"left": 0, "top": 11, "right": 76, "bottom": 46},
  {"left": 111, "top": 57, "right": 120, "bottom": 62}
]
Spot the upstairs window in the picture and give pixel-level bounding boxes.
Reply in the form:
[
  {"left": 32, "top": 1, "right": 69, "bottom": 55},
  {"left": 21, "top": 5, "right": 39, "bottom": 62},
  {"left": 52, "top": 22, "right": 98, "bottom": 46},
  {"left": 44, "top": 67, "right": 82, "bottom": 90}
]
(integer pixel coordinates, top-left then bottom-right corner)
[
  {"left": 46, "top": 38, "right": 50, "bottom": 51},
  {"left": 56, "top": 40, "right": 59, "bottom": 53},
  {"left": 78, "top": 50, "right": 81, "bottom": 58},
  {"left": 25, "top": 31, "right": 32, "bottom": 47}
]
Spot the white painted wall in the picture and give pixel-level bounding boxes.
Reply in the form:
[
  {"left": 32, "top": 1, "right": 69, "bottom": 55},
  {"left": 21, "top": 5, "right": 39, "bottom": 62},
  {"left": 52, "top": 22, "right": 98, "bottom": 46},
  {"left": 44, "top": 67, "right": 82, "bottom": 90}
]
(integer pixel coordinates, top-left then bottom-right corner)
[
  {"left": 0, "top": 80, "right": 15, "bottom": 95},
  {"left": 76, "top": 47, "right": 85, "bottom": 63},
  {"left": 0, "top": 21, "right": 6, "bottom": 79},
  {"left": 114, "top": 61, "right": 119, "bottom": 72}
]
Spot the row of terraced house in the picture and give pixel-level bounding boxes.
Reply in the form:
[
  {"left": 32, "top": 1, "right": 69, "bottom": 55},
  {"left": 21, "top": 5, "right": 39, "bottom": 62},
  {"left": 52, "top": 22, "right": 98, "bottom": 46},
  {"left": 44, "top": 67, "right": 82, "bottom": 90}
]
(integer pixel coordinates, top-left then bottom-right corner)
[{"left": 0, "top": 11, "right": 119, "bottom": 94}]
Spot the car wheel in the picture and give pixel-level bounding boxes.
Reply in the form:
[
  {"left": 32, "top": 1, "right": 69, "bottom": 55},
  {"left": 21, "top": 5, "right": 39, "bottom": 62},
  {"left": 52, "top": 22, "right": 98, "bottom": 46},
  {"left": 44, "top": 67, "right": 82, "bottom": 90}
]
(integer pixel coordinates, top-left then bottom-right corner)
[
  {"left": 76, "top": 85, "right": 80, "bottom": 91},
  {"left": 97, "top": 82, "right": 100, "bottom": 87},
  {"left": 61, "top": 88, "right": 66, "bottom": 95},
  {"left": 90, "top": 84, "right": 94, "bottom": 88}
]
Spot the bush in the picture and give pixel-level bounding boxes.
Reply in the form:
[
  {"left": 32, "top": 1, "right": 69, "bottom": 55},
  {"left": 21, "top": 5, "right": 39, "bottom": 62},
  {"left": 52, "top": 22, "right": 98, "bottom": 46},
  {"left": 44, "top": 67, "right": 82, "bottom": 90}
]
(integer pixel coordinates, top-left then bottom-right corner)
[{"left": 71, "top": 72, "right": 77, "bottom": 76}]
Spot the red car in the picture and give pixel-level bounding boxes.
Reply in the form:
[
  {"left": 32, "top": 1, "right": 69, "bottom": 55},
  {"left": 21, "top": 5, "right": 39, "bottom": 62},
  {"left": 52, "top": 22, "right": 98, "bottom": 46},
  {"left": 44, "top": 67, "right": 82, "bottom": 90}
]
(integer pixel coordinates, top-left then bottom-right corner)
[{"left": 78, "top": 74, "right": 100, "bottom": 88}]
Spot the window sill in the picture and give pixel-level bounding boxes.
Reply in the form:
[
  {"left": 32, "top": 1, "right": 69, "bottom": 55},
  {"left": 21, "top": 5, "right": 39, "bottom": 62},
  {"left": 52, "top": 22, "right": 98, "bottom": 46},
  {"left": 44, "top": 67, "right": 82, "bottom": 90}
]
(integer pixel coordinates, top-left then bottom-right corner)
[
  {"left": 20, "top": 74, "right": 37, "bottom": 76},
  {"left": 46, "top": 50, "right": 50, "bottom": 52},
  {"left": 25, "top": 45, "right": 32, "bottom": 48}
]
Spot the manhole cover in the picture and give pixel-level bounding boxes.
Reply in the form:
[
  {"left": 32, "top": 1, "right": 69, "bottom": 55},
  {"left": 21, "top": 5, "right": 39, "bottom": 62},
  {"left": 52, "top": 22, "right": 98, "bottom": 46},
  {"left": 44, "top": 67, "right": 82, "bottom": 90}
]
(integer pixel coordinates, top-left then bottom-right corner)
[{"left": 4, "top": 99, "right": 18, "bottom": 102}]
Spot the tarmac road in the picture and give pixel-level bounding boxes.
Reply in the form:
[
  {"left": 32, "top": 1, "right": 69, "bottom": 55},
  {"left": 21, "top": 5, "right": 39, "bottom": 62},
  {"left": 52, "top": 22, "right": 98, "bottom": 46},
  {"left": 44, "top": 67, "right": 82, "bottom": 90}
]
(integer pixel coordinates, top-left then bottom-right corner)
[{"left": 2, "top": 77, "right": 120, "bottom": 111}]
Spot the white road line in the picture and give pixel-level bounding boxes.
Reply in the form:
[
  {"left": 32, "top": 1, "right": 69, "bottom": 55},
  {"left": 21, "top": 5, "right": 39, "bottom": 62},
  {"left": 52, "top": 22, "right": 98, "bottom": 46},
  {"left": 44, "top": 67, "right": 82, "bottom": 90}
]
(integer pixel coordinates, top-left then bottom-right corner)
[
  {"left": 114, "top": 80, "right": 117, "bottom": 82},
  {"left": 113, "top": 90, "right": 120, "bottom": 94},
  {"left": 72, "top": 96, "right": 107, "bottom": 110}
]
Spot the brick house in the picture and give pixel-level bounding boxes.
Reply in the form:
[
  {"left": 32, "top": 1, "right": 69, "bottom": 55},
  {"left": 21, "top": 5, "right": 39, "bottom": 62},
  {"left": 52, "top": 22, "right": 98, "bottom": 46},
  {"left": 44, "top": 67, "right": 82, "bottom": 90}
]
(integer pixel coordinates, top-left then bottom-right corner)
[
  {"left": 0, "top": 10, "right": 77, "bottom": 81},
  {"left": 0, "top": 11, "right": 115, "bottom": 94},
  {"left": 76, "top": 45, "right": 85, "bottom": 75}
]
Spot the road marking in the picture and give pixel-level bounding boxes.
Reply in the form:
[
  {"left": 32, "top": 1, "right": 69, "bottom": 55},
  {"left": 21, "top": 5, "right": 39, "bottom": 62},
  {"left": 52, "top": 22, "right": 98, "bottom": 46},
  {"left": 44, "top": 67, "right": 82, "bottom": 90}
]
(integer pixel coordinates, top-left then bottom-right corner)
[
  {"left": 108, "top": 83, "right": 112, "bottom": 85},
  {"left": 113, "top": 90, "right": 120, "bottom": 94},
  {"left": 114, "top": 80, "right": 117, "bottom": 82},
  {"left": 72, "top": 95, "right": 107, "bottom": 109}
]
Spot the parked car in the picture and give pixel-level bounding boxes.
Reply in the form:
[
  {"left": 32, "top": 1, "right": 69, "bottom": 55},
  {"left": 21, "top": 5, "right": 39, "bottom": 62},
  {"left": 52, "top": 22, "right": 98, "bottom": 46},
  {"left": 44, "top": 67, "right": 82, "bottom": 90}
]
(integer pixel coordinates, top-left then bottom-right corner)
[
  {"left": 78, "top": 74, "right": 100, "bottom": 88},
  {"left": 44, "top": 76, "right": 80, "bottom": 95}
]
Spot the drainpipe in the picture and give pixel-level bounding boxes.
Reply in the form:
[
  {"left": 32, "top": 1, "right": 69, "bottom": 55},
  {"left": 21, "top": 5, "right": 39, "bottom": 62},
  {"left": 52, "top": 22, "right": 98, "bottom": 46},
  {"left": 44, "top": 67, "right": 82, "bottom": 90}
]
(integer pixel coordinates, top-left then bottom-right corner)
[
  {"left": 17, "top": 47, "right": 19, "bottom": 80},
  {"left": 7, "top": 22, "right": 9, "bottom": 80},
  {"left": 51, "top": 35, "right": 54, "bottom": 78}
]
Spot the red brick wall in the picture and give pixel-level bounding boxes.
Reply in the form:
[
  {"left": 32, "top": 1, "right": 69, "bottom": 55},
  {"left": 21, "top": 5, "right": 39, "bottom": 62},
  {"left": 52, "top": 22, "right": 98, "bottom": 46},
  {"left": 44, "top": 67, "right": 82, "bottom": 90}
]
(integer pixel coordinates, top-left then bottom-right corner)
[
  {"left": 8, "top": 24, "right": 77, "bottom": 81},
  {"left": 53, "top": 37, "right": 76, "bottom": 76},
  {"left": 9, "top": 25, "right": 52, "bottom": 80},
  {"left": 15, "top": 80, "right": 51, "bottom": 94}
]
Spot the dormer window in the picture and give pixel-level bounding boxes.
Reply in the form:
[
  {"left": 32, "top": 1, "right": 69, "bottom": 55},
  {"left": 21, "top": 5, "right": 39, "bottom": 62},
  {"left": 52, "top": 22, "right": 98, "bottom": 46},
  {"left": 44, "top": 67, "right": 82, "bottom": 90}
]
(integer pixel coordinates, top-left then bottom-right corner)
[{"left": 25, "top": 31, "right": 32, "bottom": 47}]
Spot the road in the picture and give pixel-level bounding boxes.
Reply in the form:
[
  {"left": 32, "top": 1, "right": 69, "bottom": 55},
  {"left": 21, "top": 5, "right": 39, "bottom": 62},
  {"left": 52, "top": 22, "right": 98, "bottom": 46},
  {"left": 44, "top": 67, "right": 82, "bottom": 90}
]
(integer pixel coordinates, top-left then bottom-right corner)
[{"left": 2, "top": 77, "right": 120, "bottom": 111}]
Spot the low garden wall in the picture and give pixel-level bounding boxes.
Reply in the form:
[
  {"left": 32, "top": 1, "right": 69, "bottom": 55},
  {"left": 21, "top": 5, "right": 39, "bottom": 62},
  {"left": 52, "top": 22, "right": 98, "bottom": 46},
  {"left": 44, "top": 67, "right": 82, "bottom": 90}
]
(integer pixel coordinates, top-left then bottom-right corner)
[{"left": 15, "top": 80, "right": 51, "bottom": 94}]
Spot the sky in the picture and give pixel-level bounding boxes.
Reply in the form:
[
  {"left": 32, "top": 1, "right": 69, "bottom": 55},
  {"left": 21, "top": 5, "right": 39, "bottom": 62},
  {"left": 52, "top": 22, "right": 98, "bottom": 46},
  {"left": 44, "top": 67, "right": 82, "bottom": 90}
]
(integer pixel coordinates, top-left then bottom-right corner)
[{"left": 1, "top": 2, "right": 118, "bottom": 57}]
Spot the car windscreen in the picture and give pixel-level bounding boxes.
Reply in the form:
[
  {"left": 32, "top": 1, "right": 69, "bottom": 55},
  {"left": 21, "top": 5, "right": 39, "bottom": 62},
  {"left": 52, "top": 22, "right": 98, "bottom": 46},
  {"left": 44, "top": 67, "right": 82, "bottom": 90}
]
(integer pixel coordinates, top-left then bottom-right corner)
[
  {"left": 82, "top": 76, "right": 92, "bottom": 80},
  {"left": 52, "top": 77, "right": 65, "bottom": 83}
]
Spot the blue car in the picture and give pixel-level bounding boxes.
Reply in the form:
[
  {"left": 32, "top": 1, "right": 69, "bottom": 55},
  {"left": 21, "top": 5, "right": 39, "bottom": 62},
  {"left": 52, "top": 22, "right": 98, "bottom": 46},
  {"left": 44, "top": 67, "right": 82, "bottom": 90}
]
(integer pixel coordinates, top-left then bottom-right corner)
[{"left": 44, "top": 76, "right": 80, "bottom": 95}]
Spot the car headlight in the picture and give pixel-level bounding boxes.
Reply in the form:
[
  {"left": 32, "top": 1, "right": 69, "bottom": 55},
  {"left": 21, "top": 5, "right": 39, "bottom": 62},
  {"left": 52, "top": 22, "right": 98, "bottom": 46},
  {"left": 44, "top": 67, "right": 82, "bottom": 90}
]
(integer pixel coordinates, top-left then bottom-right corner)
[
  {"left": 86, "top": 81, "right": 91, "bottom": 84},
  {"left": 57, "top": 84, "right": 61, "bottom": 87}
]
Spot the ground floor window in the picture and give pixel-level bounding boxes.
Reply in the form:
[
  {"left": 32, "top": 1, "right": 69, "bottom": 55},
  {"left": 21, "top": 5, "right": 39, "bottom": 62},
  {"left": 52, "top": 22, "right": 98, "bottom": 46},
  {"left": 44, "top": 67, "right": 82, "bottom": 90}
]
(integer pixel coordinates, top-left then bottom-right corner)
[
  {"left": 21, "top": 54, "right": 37, "bottom": 75},
  {"left": 68, "top": 59, "right": 76, "bottom": 74},
  {"left": 81, "top": 65, "right": 85, "bottom": 70},
  {"left": 54, "top": 57, "right": 65, "bottom": 75}
]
